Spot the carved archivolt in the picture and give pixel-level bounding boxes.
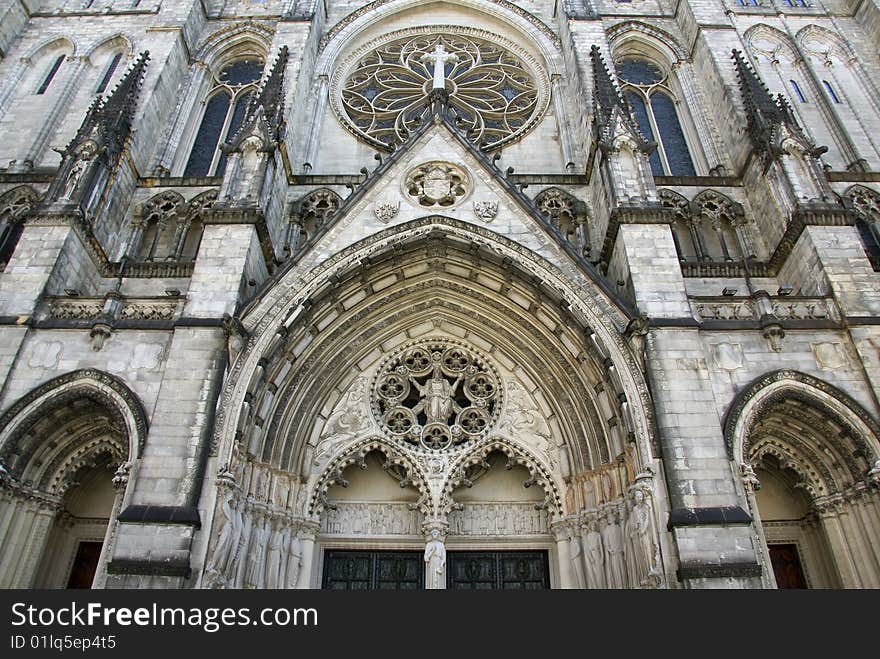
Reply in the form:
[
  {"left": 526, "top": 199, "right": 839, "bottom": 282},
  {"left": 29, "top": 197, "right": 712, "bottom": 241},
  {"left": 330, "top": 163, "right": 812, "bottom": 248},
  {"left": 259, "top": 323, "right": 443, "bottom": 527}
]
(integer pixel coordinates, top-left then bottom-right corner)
[
  {"left": 0, "top": 370, "right": 144, "bottom": 497},
  {"left": 213, "top": 217, "right": 658, "bottom": 511},
  {"left": 724, "top": 370, "right": 880, "bottom": 495}
]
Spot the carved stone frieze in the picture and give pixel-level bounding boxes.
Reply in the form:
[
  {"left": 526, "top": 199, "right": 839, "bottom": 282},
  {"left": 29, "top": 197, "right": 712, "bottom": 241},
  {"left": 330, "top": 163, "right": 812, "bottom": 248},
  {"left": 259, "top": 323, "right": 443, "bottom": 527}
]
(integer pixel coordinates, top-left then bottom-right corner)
[
  {"left": 321, "top": 502, "right": 422, "bottom": 536},
  {"left": 447, "top": 502, "right": 548, "bottom": 535}
]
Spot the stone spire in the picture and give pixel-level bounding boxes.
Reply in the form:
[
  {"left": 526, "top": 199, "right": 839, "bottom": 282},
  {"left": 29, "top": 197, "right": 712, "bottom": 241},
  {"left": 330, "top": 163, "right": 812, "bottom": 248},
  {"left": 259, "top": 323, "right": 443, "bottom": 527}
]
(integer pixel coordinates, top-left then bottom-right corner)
[
  {"left": 225, "top": 46, "right": 289, "bottom": 151},
  {"left": 217, "top": 46, "right": 289, "bottom": 207},
  {"left": 589, "top": 45, "right": 652, "bottom": 151},
  {"left": 587, "top": 45, "right": 657, "bottom": 207},
  {"left": 731, "top": 48, "right": 826, "bottom": 162},
  {"left": 731, "top": 48, "right": 832, "bottom": 203},
  {"left": 45, "top": 51, "right": 150, "bottom": 207}
]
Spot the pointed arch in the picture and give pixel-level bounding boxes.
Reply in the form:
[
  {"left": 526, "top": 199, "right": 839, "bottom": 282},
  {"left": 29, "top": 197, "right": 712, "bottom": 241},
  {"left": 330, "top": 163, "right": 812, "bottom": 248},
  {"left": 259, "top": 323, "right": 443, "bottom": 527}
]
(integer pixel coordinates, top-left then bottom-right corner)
[
  {"left": 723, "top": 370, "right": 880, "bottom": 484},
  {"left": 308, "top": 437, "right": 430, "bottom": 517},
  {"left": 0, "top": 369, "right": 147, "bottom": 492}
]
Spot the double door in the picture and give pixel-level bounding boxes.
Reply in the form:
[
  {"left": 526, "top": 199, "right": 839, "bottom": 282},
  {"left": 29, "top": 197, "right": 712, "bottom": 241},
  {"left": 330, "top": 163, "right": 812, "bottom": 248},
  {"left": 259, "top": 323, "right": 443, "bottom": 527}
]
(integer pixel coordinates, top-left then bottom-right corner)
[{"left": 322, "top": 550, "right": 550, "bottom": 589}]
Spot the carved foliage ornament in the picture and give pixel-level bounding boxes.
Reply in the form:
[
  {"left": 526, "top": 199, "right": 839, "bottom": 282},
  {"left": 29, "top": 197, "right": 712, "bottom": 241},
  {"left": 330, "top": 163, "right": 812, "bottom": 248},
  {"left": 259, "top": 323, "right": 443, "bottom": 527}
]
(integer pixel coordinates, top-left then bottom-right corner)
[{"left": 371, "top": 339, "right": 502, "bottom": 451}]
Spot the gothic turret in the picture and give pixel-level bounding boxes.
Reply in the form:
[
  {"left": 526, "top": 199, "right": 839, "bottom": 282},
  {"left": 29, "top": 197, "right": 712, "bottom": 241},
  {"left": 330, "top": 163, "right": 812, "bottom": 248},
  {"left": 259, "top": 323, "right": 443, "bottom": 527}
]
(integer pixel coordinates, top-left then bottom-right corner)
[
  {"left": 731, "top": 48, "right": 832, "bottom": 204},
  {"left": 217, "top": 46, "right": 289, "bottom": 207},
  {"left": 44, "top": 51, "right": 150, "bottom": 213},
  {"left": 588, "top": 45, "right": 657, "bottom": 206}
]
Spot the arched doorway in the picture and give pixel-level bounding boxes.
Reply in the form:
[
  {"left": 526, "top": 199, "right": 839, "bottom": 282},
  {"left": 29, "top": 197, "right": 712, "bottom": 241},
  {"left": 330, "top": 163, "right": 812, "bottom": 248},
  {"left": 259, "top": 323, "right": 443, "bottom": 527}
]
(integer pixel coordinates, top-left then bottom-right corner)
[
  {"left": 0, "top": 371, "right": 144, "bottom": 588},
  {"left": 728, "top": 371, "right": 880, "bottom": 589},
  {"left": 203, "top": 219, "right": 663, "bottom": 589}
]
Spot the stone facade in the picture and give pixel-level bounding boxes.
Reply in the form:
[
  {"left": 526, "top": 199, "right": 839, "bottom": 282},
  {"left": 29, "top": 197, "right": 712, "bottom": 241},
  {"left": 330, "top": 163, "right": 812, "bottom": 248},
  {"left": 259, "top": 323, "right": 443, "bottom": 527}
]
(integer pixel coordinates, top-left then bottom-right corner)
[{"left": 0, "top": 0, "right": 879, "bottom": 590}]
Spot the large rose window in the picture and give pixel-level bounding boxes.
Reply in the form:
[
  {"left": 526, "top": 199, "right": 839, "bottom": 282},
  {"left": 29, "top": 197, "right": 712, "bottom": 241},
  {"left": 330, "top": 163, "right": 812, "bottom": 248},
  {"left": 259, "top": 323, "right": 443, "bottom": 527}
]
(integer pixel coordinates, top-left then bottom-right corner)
[
  {"left": 333, "top": 31, "right": 547, "bottom": 151},
  {"left": 372, "top": 340, "right": 502, "bottom": 451}
]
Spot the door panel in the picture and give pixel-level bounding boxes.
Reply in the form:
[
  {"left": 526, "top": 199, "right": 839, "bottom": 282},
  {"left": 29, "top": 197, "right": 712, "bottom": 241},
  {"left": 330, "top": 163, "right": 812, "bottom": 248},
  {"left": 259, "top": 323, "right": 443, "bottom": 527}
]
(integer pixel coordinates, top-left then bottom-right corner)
[
  {"left": 447, "top": 551, "right": 550, "bottom": 590},
  {"left": 322, "top": 550, "right": 423, "bottom": 590}
]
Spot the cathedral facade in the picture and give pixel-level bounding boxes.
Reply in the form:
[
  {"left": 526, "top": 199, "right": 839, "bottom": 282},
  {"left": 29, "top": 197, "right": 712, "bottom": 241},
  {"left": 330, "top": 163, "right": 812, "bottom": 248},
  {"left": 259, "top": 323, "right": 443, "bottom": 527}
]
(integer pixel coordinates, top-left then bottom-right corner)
[{"left": 0, "top": 0, "right": 879, "bottom": 590}]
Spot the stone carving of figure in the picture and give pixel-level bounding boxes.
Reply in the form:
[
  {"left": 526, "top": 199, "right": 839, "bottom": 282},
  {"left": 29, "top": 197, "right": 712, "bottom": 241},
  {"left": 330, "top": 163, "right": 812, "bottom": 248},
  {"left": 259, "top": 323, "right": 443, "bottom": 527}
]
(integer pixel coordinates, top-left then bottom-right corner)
[
  {"left": 265, "top": 520, "right": 284, "bottom": 589},
  {"left": 207, "top": 495, "right": 240, "bottom": 584},
  {"left": 411, "top": 363, "right": 463, "bottom": 424},
  {"left": 245, "top": 517, "right": 270, "bottom": 589},
  {"left": 601, "top": 508, "right": 627, "bottom": 589},
  {"left": 499, "top": 381, "right": 554, "bottom": 466},
  {"left": 286, "top": 532, "right": 303, "bottom": 589},
  {"left": 626, "top": 489, "right": 659, "bottom": 588},
  {"left": 61, "top": 146, "right": 94, "bottom": 201},
  {"left": 319, "top": 378, "right": 371, "bottom": 455},
  {"left": 233, "top": 509, "right": 254, "bottom": 588},
  {"left": 424, "top": 529, "right": 447, "bottom": 589},
  {"left": 584, "top": 521, "right": 606, "bottom": 589},
  {"left": 569, "top": 532, "right": 586, "bottom": 588}
]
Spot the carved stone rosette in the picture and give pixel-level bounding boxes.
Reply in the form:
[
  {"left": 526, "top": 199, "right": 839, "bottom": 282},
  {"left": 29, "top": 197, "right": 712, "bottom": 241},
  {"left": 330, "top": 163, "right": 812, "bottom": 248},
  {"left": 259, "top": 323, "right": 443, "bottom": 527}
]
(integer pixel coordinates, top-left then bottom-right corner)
[{"left": 371, "top": 338, "right": 502, "bottom": 451}]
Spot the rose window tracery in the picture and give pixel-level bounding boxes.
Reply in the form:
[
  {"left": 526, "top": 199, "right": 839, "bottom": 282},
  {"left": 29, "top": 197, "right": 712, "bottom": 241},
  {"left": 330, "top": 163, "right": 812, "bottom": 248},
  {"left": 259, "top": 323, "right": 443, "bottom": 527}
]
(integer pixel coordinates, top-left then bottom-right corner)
[
  {"left": 335, "top": 32, "right": 545, "bottom": 151},
  {"left": 372, "top": 340, "right": 502, "bottom": 451}
]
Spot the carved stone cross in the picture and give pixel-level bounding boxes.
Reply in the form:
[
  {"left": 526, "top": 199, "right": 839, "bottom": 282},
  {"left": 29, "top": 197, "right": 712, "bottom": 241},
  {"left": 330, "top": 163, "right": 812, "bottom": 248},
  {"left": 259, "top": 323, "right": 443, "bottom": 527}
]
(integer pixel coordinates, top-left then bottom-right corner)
[{"left": 421, "top": 44, "right": 458, "bottom": 90}]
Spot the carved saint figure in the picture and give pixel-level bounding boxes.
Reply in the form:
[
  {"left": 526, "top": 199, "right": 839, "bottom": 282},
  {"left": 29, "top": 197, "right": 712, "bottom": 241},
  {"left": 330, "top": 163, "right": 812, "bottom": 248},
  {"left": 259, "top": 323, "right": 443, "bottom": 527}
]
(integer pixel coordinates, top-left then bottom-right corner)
[
  {"left": 411, "top": 364, "right": 463, "bottom": 424},
  {"left": 584, "top": 521, "right": 606, "bottom": 589},
  {"left": 601, "top": 508, "right": 627, "bottom": 589},
  {"left": 424, "top": 529, "right": 447, "bottom": 589},
  {"left": 626, "top": 489, "right": 658, "bottom": 588},
  {"left": 569, "top": 532, "right": 586, "bottom": 588},
  {"left": 207, "top": 495, "right": 241, "bottom": 584},
  {"left": 286, "top": 532, "right": 303, "bottom": 589},
  {"left": 61, "top": 146, "right": 94, "bottom": 200},
  {"left": 265, "top": 521, "right": 284, "bottom": 589},
  {"left": 245, "top": 518, "right": 269, "bottom": 589}
]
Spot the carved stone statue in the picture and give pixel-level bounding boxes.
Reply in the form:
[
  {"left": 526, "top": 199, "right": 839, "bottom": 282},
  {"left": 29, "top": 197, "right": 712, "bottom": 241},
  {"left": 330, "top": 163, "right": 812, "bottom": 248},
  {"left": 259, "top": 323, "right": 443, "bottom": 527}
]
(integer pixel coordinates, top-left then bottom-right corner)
[
  {"left": 626, "top": 489, "right": 659, "bottom": 587},
  {"left": 207, "top": 495, "right": 241, "bottom": 584},
  {"left": 265, "top": 520, "right": 284, "bottom": 589},
  {"left": 569, "top": 532, "right": 586, "bottom": 588},
  {"left": 584, "top": 520, "right": 605, "bottom": 589},
  {"left": 232, "top": 510, "right": 254, "bottom": 588},
  {"left": 60, "top": 144, "right": 95, "bottom": 201},
  {"left": 424, "top": 528, "right": 447, "bottom": 589},
  {"left": 411, "top": 364, "right": 463, "bottom": 424},
  {"left": 322, "top": 377, "right": 370, "bottom": 439},
  {"left": 286, "top": 532, "right": 303, "bottom": 589},
  {"left": 601, "top": 508, "right": 627, "bottom": 589},
  {"left": 245, "top": 517, "right": 269, "bottom": 589}
]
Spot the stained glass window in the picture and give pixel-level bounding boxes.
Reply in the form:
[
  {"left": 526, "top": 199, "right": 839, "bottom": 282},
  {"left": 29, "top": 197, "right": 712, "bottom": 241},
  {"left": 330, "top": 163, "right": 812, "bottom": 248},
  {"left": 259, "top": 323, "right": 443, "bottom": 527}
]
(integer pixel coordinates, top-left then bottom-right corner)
[
  {"left": 616, "top": 57, "right": 696, "bottom": 176},
  {"left": 183, "top": 60, "right": 263, "bottom": 177}
]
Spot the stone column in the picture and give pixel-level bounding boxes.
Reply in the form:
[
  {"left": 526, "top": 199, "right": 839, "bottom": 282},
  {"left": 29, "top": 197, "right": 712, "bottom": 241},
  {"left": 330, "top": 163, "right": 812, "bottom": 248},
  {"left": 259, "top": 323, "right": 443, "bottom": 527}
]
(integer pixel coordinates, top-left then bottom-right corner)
[
  {"left": 740, "top": 463, "right": 776, "bottom": 589},
  {"left": 12, "top": 504, "right": 56, "bottom": 588},
  {"left": 551, "top": 521, "right": 575, "bottom": 589},
  {"left": 816, "top": 499, "right": 861, "bottom": 588},
  {"left": 296, "top": 522, "right": 319, "bottom": 589}
]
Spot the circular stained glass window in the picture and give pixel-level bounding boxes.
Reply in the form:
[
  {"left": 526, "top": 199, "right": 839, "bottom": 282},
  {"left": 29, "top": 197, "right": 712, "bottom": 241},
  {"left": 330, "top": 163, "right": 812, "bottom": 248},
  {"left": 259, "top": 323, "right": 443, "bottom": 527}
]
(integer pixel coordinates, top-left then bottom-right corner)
[{"left": 332, "top": 31, "right": 549, "bottom": 151}]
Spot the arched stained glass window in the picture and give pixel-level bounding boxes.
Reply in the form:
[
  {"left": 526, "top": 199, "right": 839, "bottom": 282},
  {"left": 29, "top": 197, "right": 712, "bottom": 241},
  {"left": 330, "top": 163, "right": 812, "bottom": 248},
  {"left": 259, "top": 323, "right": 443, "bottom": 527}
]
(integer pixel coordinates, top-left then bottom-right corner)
[
  {"left": 616, "top": 58, "right": 696, "bottom": 176},
  {"left": 790, "top": 80, "right": 806, "bottom": 103},
  {"left": 184, "top": 59, "right": 263, "bottom": 178}
]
